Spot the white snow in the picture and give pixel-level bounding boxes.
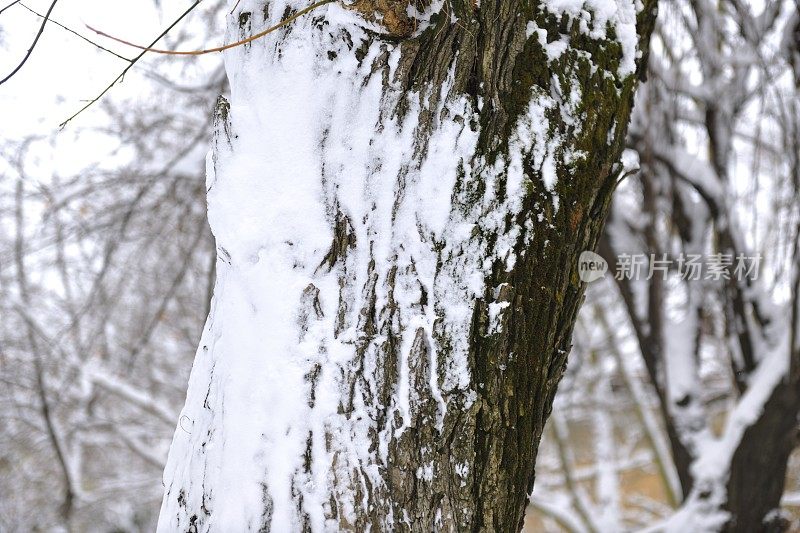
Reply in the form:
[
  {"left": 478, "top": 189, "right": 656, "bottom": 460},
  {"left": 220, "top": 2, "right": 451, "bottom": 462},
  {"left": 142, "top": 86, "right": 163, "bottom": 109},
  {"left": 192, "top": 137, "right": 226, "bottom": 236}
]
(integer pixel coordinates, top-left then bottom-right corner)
[
  {"left": 534, "top": 27, "right": 570, "bottom": 63},
  {"left": 487, "top": 301, "right": 510, "bottom": 334}
]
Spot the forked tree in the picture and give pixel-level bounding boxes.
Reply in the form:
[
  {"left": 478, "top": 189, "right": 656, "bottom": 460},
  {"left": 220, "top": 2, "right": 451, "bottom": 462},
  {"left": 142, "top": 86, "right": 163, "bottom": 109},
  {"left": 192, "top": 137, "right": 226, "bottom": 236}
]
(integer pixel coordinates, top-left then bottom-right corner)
[
  {"left": 158, "top": 0, "right": 657, "bottom": 530},
  {"left": 599, "top": 2, "right": 800, "bottom": 528}
]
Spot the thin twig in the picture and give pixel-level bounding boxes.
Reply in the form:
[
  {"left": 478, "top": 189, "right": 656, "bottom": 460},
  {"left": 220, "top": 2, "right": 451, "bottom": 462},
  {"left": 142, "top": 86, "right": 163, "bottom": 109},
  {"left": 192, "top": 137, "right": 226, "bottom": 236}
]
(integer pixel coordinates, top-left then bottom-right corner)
[
  {"left": 58, "top": 0, "right": 201, "bottom": 128},
  {"left": 87, "top": 0, "right": 334, "bottom": 56},
  {"left": 19, "top": 2, "right": 131, "bottom": 61},
  {"left": 0, "top": 0, "right": 59, "bottom": 86},
  {"left": 0, "top": 0, "right": 21, "bottom": 16}
]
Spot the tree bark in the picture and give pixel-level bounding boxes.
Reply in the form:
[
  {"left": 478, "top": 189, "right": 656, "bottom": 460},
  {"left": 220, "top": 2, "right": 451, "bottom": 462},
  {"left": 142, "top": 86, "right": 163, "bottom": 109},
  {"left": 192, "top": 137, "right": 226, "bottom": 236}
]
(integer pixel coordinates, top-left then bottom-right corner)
[
  {"left": 722, "top": 383, "right": 800, "bottom": 532},
  {"left": 159, "top": 0, "right": 657, "bottom": 530}
]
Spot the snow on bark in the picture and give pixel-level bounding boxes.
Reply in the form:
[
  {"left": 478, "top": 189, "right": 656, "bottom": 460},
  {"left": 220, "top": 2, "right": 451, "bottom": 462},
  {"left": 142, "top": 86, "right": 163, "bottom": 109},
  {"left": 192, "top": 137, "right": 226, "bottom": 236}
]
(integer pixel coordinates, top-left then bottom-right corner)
[
  {"left": 543, "top": 0, "right": 641, "bottom": 76},
  {"left": 159, "top": 0, "right": 655, "bottom": 529}
]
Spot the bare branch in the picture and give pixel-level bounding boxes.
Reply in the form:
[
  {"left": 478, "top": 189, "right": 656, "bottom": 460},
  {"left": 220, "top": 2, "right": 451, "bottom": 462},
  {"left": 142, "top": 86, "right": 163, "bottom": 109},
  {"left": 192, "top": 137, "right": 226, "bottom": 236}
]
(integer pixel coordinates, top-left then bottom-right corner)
[
  {"left": 59, "top": 0, "right": 201, "bottom": 128},
  {"left": 0, "top": 0, "right": 59, "bottom": 86},
  {"left": 87, "top": 0, "right": 334, "bottom": 56}
]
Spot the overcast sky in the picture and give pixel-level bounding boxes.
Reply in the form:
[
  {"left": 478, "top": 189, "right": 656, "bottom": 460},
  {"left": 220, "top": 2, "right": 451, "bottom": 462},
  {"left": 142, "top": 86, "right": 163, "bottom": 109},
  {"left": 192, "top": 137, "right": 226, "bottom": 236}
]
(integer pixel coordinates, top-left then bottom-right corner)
[
  {"left": 0, "top": 0, "right": 220, "bottom": 136},
  {"left": 0, "top": 0, "right": 225, "bottom": 194}
]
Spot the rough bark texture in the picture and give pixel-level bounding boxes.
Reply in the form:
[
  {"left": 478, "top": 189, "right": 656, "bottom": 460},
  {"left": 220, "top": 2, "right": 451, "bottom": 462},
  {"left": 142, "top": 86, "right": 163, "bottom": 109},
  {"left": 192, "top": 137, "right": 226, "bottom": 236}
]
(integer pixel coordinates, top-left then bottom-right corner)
[
  {"left": 376, "top": 4, "right": 657, "bottom": 529},
  {"left": 159, "top": 0, "right": 658, "bottom": 530}
]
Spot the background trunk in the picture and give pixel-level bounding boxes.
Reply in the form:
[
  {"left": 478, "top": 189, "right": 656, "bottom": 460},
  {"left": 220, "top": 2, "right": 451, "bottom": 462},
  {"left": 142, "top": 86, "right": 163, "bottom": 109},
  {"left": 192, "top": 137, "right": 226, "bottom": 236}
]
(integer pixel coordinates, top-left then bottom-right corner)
[
  {"left": 723, "top": 383, "right": 800, "bottom": 532},
  {"left": 159, "top": 0, "right": 657, "bottom": 530}
]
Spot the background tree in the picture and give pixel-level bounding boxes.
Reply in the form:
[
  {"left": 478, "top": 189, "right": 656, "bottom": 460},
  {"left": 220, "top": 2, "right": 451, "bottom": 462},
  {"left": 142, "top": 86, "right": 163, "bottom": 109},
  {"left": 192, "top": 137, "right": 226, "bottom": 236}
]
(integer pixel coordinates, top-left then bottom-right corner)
[{"left": 0, "top": 1, "right": 226, "bottom": 529}]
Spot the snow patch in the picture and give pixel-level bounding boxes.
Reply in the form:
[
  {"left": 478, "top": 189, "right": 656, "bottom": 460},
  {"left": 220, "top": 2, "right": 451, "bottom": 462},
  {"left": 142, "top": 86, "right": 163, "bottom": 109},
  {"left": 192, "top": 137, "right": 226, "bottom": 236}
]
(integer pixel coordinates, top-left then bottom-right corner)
[{"left": 543, "top": 0, "right": 640, "bottom": 76}]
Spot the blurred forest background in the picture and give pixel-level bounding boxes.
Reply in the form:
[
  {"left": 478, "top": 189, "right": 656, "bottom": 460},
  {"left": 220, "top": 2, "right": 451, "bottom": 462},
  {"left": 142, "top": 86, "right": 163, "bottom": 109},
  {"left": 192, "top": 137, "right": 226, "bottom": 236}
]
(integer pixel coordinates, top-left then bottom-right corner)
[{"left": 1, "top": 0, "right": 799, "bottom": 531}]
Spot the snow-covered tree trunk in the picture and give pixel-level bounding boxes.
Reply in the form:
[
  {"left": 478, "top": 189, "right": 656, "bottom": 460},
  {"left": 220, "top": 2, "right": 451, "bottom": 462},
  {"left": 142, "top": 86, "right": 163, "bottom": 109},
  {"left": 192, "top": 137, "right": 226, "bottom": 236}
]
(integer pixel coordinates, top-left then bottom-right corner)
[{"left": 158, "top": 0, "right": 657, "bottom": 530}]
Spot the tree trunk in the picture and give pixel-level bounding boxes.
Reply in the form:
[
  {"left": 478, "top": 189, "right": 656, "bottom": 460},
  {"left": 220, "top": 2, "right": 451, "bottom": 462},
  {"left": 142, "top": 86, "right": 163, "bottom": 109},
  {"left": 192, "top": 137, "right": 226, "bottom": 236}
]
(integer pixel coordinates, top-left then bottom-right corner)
[
  {"left": 723, "top": 382, "right": 800, "bottom": 532},
  {"left": 159, "top": 0, "right": 657, "bottom": 530}
]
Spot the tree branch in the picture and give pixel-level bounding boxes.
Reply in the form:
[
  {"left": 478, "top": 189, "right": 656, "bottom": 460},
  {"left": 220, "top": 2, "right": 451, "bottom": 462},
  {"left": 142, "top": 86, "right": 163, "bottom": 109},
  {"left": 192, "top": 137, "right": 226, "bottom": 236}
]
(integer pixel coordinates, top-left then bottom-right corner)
[
  {"left": 58, "top": 0, "right": 200, "bottom": 128},
  {"left": 0, "top": 0, "right": 59, "bottom": 86}
]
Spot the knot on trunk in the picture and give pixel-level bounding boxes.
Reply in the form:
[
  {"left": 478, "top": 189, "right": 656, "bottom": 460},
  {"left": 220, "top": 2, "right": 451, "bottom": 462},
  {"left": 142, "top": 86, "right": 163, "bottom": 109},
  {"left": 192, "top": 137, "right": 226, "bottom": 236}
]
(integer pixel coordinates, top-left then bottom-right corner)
[{"left": 348, "top": 0, "right": 427, "bottom": 38}]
